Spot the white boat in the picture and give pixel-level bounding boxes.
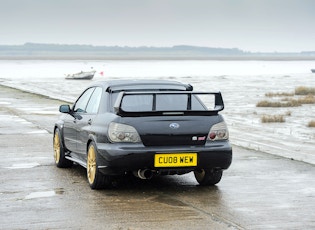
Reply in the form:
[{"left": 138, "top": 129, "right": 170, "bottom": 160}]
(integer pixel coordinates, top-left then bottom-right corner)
[{"left": 65, "top": 70, "right": 96, "bottom": 80}]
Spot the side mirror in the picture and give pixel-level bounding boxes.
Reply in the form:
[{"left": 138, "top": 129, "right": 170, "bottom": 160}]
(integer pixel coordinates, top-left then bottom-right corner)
[{"left": 59, "top": 105, "right": 71, "bottom": 113}]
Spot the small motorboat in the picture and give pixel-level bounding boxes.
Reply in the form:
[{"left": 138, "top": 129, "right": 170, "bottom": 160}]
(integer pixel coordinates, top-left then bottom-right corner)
[
  {"left": 65, "top": 70, "right": 96, "bottom": 80},
  {"left": 311, "top": 69, "right": 315, "bottom": 73}
]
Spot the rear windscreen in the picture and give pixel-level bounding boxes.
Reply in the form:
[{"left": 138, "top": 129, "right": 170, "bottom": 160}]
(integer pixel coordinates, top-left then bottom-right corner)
[{"left": 119, "top": 94, "right": 215, "bottom": 112}]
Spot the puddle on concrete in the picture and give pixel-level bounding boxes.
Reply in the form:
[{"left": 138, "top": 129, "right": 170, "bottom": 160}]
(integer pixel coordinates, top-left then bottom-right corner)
[
  {"left": 0, "top": 102, "right": 11, "bottom": 105},
  {"left": 27, "top": 130, "right": 48, "bottom": 134},
  {"left": 25, "top": 188, "right": 64, "bottom": 200},
  {"left": 25, "top": 191, "right": 56, "bottom": 200},
  {"left": 6, "top": 162, "right": 40, "bottom": 169}
]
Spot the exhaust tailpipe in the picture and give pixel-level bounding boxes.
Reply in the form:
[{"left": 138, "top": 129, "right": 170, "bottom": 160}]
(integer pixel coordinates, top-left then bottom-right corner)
[{"left": 134, "top": 169, "right": 153, "bottom": 180}]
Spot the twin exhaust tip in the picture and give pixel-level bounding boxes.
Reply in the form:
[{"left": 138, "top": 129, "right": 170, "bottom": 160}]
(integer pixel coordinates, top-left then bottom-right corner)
[{"left": 133, "top": 169, "right": 153, "bottom": 180}]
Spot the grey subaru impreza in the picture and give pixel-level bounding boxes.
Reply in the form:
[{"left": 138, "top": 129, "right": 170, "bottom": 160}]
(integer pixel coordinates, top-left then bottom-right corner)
[{"left": 53, "top": 80, "right": 232, "bottom": 189}]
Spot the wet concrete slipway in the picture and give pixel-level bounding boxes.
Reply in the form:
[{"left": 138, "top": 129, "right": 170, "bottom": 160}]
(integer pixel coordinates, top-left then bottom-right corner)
[{"left": 1, "top": 85, "right": 315, "bottom": 230}]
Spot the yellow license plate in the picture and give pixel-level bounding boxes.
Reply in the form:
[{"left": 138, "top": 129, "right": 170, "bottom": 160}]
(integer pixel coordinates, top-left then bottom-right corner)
[{"left": 154, "top": 153, "right": 197, "bottom": 167}]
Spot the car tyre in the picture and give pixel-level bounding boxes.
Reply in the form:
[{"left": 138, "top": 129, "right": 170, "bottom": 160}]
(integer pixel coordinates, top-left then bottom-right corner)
[
  {"left": 194, "top": 169, "right": 222, "bottom": 186},
  {"left": 87, "top": 142, "right": 112, "bottom": 189},
  {"left": 53, "top": 128, "right": 73, "bottom": 168}
]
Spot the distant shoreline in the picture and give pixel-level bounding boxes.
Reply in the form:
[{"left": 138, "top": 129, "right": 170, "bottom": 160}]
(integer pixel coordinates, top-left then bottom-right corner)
[
  {"left": 1, "top": 43, "right": 315, "bottom": 61},
  {"left": 1, "top": 55, "right": 315, "bottom": 61}
]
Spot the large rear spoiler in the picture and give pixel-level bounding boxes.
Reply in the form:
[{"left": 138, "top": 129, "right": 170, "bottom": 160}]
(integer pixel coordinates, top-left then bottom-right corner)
[{"left": 114, "top": 91, "right": 224, "bottom": 117}]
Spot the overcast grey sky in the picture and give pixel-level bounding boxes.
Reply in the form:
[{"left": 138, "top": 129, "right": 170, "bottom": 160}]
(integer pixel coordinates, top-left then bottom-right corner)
[{"left": 0, "top": 0, "right": 314, "bottom": 52}]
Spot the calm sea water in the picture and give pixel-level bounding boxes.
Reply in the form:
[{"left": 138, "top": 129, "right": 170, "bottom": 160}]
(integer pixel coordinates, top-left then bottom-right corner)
[{"left": 0, "top": 59, "right": 314, "bottom": 159}]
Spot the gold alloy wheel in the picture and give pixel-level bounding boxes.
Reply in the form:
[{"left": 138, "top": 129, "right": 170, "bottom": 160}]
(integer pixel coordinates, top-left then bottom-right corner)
[
  {"left": 87, "top": 144, "right": 97, "bottom": 185},
  {"left": 53, "top": 132, "right": 60, "bottom": 164}
]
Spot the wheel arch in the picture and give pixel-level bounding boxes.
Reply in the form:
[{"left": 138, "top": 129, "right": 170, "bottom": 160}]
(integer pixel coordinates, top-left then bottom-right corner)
[{"left": 86, "top": 134, "right": 97, "bottom": 153}]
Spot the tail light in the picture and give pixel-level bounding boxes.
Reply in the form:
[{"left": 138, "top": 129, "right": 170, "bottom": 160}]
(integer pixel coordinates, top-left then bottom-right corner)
[
  {"left": 108, "top": 122, "right": 141, "bottom": 143},
  {"left": 208, "top": 121, "right": 229, "bottom": 141}
]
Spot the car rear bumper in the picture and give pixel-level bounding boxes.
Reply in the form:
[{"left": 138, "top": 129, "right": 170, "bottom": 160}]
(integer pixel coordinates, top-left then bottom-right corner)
[{"left": 96, "top": 141, "right": 232, "bottom": 175}]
